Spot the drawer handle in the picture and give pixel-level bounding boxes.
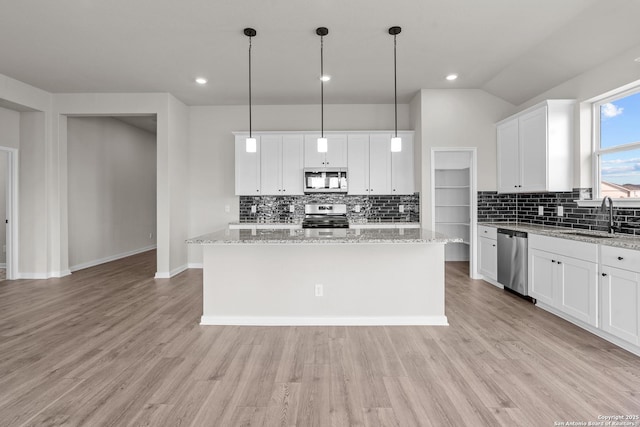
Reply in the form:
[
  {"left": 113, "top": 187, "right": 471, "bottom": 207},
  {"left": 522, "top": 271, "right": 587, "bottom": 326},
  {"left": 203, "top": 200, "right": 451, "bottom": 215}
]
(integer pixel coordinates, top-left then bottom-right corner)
[
  {"left": 617, "top": 256, "right": 624, "bottom": 261},
  {"left": 602, "top": 273, "right": 607, "bottom": 277}
]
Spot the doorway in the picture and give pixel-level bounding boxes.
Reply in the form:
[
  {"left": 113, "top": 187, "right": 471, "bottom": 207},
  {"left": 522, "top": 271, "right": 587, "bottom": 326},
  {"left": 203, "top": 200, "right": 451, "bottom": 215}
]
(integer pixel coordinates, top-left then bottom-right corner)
[
  {"left": 0, "top": 147, "right": 18, "bottom": 280},
  {"left": 431, "top": 148, "right": 477, "bottom": 277}
]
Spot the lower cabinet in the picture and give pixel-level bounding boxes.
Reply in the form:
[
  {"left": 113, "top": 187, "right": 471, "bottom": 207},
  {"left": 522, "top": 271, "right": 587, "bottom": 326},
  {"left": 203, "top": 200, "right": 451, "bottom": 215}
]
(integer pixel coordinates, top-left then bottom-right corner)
[
  {"left": 528, "top": 235, "right": 598, "bottom": 327},
  {"left": 600, "top": 246, "right": 640, "bottom": 346},
  {"left": 477, "top": 226, "right": 497, "bottom": 282}
]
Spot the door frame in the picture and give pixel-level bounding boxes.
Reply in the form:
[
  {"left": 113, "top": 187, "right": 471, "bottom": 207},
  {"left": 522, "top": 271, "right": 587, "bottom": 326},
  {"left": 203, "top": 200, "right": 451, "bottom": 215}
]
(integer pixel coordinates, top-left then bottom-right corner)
[
  {"left": 430, "top": 147, "right": 478, "bottom": 278},
  {"left": 0, "top": 146, "right": 18, "bottom": 280}
]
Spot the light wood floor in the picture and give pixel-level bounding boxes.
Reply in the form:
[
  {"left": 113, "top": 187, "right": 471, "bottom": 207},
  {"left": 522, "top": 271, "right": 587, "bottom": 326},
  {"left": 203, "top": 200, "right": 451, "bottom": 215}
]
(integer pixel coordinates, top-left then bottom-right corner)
[{"left": 0, "top": 251, "right": 639, "bottom": 426}]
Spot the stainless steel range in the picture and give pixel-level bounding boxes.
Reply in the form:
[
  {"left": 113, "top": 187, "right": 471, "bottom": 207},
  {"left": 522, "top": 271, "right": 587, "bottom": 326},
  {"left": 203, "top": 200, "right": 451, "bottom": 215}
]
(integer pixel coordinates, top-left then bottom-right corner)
[{"left": 302, "top": 204, "right": 349, "bottom": 229}]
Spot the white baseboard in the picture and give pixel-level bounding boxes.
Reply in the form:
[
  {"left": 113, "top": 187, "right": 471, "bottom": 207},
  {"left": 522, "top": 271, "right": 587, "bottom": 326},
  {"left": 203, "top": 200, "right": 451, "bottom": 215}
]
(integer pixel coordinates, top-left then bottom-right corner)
[
  {"left": 187, "top": 263, "right": 203, "bottom": 269},
  {"left": 155, "top": 263, "right": 188, "bottom": 279},
  {"left": 477, "top": 274, "right": 504, "bottom": 289},
  {"left": 70, "top": 245, "right": 157, "bottom": 272},
  {"left": 536, "top": 302, "right": 640, "bottom": 357},
  {"left": 17, "top": 272, "right": 49, "bottom": 279},
  {"left": 200, "top": 315, "right": 449, "bottom": 326},
  {"left": 49, "top": 270, "right": 72, "bottom": 278}
]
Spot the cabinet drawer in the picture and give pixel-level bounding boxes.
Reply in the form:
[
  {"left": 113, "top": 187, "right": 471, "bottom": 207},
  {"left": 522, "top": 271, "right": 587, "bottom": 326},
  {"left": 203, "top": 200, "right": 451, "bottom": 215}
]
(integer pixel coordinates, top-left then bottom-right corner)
[
  {"left": 529, "top": 234, "right": 597, "bottom": 263},
  {"left": 478, "top": 225, "right": 497, "bottom": 240},
  {"left": 601, "top": 245, "right": 640, "bottom": 272}
]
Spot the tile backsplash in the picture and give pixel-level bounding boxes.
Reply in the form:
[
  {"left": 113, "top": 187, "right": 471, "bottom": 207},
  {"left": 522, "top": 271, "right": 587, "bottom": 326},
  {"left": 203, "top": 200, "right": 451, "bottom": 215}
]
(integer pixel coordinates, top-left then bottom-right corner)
[
  {"left": 239, "top": 194, "right": 420, "bottom": 224},
  {"left": 478, "top": 188, "right": 640, "bottom": 236}
]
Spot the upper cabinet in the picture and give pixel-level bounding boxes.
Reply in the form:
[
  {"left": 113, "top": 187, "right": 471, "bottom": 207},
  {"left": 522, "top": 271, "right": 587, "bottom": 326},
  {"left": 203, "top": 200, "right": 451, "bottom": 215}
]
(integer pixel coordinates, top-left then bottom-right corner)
[
  {"left": 347, "top": 132, "right": 414, "bottom": 195},
  {"left": 304, "top": 134, "right": 347, "bottom": 168},
  {"left": 236, "top": 131, "right": 414, "bottom": 196},
  {"left": 235, "top": 135, "right": 261, "bottom": 195},
  {"left": 260, "top": 134, "right": 304, "bottom": 195},
  {"left": 497, "top": 100, "right": 575, "bottom": 193}
]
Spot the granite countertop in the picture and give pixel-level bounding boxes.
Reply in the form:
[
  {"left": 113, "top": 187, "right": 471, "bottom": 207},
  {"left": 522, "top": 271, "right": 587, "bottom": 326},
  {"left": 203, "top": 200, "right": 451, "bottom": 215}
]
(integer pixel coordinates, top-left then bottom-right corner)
[
  {"left": 227, "top": 222, "right": 420, "bottom": 229},
  {"left": 480, "top": 222, "right": 640, "bottom": 250},
  {"left": 187, "top": 227, "right": 462, "bottom": 245}
]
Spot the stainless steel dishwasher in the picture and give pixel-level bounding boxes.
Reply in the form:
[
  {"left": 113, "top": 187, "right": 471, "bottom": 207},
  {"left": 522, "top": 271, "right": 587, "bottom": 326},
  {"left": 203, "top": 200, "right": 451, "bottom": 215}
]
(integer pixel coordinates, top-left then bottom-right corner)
[{"left": 497, "top": 228, "right": 529, "bottom": 298}]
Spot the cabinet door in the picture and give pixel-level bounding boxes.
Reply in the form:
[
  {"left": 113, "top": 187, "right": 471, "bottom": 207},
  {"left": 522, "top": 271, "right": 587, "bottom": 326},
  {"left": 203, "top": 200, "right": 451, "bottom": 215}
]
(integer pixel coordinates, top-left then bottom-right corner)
[
  {"left": 281, "top": 134, "right": 304, "bottom": 195},
  {"left": 601, "top": 266, "right": 640, "bottom": 345},
  {"left": 235, "top": 135, "right": 261, "bottom": 195},
  {"left": 391, "top": 133, "right": 414, "bottom": 194},
  {"left": 369, "top": 134, "right": 392, "bottom": 194},
  {"left": 347, "top": 134, "right": 370, "bottom": 195},
  {"left": 497, "top": 119, "right": 519, "bottom": 193},
  {"left": 528, "top": 248, "right": 556, "bottom": 306},
  {"left": 478, "top": 236, "right": 497, "bottom": 281},
  {"left": 519, "top": 106, "right": 548, "bottom": 192},
  {"left": 304, "top": 134, "right": 325, "bottom": 168},
  {"left": 325, "top": 134, "right": 347, "bottom": 167},
  {"left": 557, "top": 255, "right": 598, "bottom": 326},
  {"left": 260, "top": 135, "right": 282, "bottom": 195}
]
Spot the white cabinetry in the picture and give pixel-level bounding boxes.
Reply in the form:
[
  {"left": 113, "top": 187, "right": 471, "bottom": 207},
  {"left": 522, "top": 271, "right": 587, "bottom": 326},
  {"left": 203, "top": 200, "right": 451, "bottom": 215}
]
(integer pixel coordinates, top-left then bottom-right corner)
[
  {"left": 235, "top": 135, "right": 261, "bottom": 195},
  {"left": 347, "top": 132, "right": 414, "bottom": 195},
  {"left": 304, "top": 134, "right": 347, "bottom": 168},
  {"left": 260, "top": 134, "right": 304, "bottom": 195},
  {"left": 600, "top": 246, "right": 640, "bottom": 346},
  {"left": 528, "top": 234, "right": 598, "bottom": 326},
  {"left": 477, "top": 226, "right": 497, "bottom": 282},
  {"left": 497, "top": 100, "right": 574, "bottom": 193}
]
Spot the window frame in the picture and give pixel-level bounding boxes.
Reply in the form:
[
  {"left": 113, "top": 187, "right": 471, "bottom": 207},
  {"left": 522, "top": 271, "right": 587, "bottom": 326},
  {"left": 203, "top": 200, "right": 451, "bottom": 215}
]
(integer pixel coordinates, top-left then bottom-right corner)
[{"left": 592, "top": 86, "right": 640, "bottom": 201}]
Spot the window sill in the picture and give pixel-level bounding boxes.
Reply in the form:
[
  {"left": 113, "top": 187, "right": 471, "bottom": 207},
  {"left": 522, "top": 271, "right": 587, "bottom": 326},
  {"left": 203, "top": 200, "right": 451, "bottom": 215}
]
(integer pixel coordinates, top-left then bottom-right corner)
[{"left": 575, "top": 199, "right": 640, "bottom": 208}]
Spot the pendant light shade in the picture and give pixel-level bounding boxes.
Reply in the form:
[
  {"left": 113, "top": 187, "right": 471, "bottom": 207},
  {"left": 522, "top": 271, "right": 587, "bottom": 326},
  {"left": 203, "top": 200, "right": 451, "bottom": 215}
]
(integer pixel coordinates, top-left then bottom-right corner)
[
  {"left": 244, "top": 27, "right": 257, "bottom": 153},
  {"left": 316, "top": 27, "right": 329, "bottom": 153},
  {"left": 389, "top": 26, "right": 402, "bottom": 152}
]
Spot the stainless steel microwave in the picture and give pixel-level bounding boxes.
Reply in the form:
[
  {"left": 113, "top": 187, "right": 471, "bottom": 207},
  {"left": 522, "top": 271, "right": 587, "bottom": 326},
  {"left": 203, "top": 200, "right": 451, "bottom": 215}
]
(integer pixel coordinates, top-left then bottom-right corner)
[{"left": 303, "top": 168, "right": 348, "bottom": 193}]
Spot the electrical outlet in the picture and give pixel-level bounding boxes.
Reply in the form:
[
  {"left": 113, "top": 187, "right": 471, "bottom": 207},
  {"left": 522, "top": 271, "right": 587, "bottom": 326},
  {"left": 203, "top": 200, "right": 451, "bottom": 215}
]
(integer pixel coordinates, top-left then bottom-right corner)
[
  {"left": 354, "top": 205, "right": 361, "bottom": 213},
  {"left": 399, "top": 205, "right": 405, "bottom": 213},
  {"left": 557, "top": 206, "right": 564, "bottom": 217},
  {"left": 538, "top": 206, "right": 544, "bottom": 216},
  {"left": 315, "top": 284, "right": 323, "bottom": 297},
  {"left": 289, "top": 205, "right": 295, "bottom": 213},
  {"left": 251, "top": 205, "right": 257, "bottom": 214},
  {"left": 224, "top": 205, "right": 230, "bottom": 213}
]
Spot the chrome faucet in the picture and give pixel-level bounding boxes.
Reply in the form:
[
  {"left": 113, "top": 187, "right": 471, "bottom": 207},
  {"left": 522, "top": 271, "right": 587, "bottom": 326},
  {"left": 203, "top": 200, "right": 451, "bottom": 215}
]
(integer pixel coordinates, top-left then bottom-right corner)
[{"left": 600, "top": 196, "right": 616, "bottom": 234}]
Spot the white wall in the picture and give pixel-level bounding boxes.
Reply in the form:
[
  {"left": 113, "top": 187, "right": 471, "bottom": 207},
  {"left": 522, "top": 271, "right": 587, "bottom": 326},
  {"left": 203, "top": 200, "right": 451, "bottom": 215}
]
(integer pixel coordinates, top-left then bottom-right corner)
[
  {"left": 187, "top": 103, "right": 411, "bottom": 265},
  {"left": 67, "top": 117, "right": 156, "bottom": 270},
  {"left": 417, "top": 89, "right": 514, "bottom": 226},
  {"left": 19, "top": 112, "right": 48, "bottom": 276}
]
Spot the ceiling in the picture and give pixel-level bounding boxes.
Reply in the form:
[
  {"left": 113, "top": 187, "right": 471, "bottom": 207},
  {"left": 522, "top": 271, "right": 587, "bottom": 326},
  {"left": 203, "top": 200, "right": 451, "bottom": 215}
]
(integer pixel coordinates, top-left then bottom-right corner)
[{"left": 1, "top": 0, "right": 640, "bottom": 107}]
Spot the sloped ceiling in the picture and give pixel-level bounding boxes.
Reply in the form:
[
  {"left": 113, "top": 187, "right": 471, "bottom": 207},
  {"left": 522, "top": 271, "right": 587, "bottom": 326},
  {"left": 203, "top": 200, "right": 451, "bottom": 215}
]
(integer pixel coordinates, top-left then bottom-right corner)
[{"left": 1, "top": 0, "right": 639, "bottom": 106}]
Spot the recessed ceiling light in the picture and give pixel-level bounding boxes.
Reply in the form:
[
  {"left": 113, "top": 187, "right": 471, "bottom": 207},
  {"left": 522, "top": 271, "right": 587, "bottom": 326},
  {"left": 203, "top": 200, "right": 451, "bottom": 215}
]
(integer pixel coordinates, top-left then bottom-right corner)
[
  {"left": 320, "top": 75, "right": 331, "bottom": 82},
  {"left": 635, "top": 57, "right": 640, "bottom": 63},
  {"left": 195, "top": 77, "right": 208, "bottom": 85},
  {"left": 446, "top": 74, "right": 458, "bottom": 81}
]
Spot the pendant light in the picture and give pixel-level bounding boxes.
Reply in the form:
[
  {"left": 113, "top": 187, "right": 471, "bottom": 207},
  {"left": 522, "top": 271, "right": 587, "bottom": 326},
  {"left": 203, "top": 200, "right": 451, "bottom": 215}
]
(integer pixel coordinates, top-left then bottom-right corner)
[
  {"left": 244, "top": 28, "right": 257, "bottom": 153},
  {"left": 389, "top": 26, "right": 402, "bottom": 152},
  {"left": 316, "top": 27, "right": 329, "bottom": 153}
]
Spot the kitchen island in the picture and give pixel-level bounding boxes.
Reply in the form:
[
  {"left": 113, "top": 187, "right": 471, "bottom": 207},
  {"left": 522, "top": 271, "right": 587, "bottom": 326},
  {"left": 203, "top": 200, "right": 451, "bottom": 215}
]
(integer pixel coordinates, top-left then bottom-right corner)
[{"left": 187, "top": 227, "right": 461, "bottom": 326}]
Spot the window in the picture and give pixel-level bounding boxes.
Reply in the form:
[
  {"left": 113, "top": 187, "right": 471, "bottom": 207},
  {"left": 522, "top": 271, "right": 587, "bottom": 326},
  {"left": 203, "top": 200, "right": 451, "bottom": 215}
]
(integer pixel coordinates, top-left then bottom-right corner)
[{"left": 594, "top": 88, "right": 640, "bottom": 199}]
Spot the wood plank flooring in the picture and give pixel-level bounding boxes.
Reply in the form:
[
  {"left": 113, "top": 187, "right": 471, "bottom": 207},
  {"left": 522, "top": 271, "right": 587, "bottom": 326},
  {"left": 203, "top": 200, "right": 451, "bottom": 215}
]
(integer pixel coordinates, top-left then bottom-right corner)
[{"left": 0, "top": 250, "right": 639, "bottom": 426}]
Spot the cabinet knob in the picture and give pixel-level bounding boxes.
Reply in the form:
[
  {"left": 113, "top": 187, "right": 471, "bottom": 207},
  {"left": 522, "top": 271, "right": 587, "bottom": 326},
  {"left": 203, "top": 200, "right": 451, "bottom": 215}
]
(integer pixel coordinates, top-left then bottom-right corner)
[
  {"left": 551, "top": 260, "right": 556, "bottom": 263},
  {"left": 602, "top": 273, "right": 607, "bottom": 277},
  {"left": 492, "top": 244, "right": 496, "bottom": 247},
  {"left": 484, "top": 230, "right": 487, "bottom": 233},
  {"left": 617, "top": 256, "right": 624, "bottom": 261},
  {"left": 557, "top": 261, "right": 562, "bottom": 265}
]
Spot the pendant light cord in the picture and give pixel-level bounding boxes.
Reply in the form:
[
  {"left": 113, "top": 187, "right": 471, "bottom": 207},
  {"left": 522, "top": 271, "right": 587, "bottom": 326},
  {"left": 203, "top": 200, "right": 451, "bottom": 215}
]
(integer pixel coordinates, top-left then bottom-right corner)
[
  {"left": 393, "top": 33, "right": 398, "bottom": 138},
  {"left": 320, "top": 35, "right": 324, "bottom": 138},
  {"left": 248, "top": 35, "right": 253, "bottom": 138}
]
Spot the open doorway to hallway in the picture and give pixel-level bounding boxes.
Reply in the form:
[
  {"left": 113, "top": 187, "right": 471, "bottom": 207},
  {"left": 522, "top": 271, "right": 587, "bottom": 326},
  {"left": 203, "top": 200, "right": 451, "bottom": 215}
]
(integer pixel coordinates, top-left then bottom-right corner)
[{"left": 67, "top": 115, "right": 157, "bottom": 273}]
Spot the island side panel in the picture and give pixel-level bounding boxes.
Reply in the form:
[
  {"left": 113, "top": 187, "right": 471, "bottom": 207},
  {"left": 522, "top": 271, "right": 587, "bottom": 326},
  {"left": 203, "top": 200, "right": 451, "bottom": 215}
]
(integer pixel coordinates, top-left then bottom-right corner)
[{"left": 201, "top": 242, "right": 446, "bottom": 325}]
